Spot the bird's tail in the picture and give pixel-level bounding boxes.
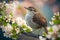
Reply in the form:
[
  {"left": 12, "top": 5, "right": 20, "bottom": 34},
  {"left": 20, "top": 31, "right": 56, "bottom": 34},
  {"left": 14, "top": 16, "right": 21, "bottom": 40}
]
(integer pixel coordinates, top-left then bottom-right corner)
[{"left": 44, "top": 27, "right": 48, "bottom": 34}]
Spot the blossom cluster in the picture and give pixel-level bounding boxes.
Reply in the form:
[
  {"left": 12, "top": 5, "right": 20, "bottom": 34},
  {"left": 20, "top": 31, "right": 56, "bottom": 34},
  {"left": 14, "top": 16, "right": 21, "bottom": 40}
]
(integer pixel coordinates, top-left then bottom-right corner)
[
  {"left": 0, "top": 2, "right": 32, "bottom": 40},
  {"left": 39, "top": 25, "right": 60, "bottom": 40},
  {"left": 39, "top": 12, "right": 60, "bottom": 40},
  {"left": 49, "top": 12, "right": 60, "bottom": 25}
]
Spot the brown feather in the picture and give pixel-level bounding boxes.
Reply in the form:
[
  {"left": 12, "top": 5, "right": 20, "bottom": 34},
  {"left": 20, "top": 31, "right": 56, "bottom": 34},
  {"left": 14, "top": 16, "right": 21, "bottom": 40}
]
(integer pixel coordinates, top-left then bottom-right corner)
[{"left": 33, "top": 12, "right": 47, "bottom": 27}]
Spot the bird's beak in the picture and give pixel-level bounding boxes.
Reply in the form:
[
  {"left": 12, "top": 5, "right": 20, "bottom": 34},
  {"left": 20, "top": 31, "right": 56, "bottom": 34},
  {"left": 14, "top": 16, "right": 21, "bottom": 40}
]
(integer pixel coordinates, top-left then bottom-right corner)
[{"left": 24, "top": 7, "right": 28, "bottom": 10}]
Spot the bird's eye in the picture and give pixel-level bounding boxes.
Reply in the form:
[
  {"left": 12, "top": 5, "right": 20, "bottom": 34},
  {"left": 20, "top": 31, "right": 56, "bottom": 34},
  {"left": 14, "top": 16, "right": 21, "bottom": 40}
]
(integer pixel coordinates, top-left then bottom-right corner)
[
  {"left": 27, "top": 7, "right": 37, "bottom": 12},
  {"left": 29, "top": 9, "right": 33, "bottom": 11}
]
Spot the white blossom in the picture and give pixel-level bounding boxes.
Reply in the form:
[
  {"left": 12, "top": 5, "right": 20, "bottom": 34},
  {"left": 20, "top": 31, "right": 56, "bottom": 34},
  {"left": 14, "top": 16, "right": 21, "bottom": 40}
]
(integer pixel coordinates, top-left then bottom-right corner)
[
  {"left": 57, "top": 12, "right": 60, "bottom": 16},
  {"left": 48, "top": 32, "right": 53, "bottom": 35},
  {"left": 57, "top": 25, "right": 60, "bottom": 29},
  {"left": 1, "top": 23, "right": 13, "bottom": 33},
  {"left": 52, "top": 25, "right": 58, "bottom": 32},
  {"left": 47, "top": 27, "right": 53, "bottom": 34},
  {"left": 53, "top": 16, "right": 55, "bottom": 17},
  {"left": 49, "top": 21, "right": 54, "bottom": 25},
  {"left": 6, "top": 3, "right": 13, "bottom": 14},
  {"left": 0, "top": 3, "right": 4, "bottom": 8},
  {"left": 4, "top": 33, "right": 9, "bottom": 38},
  {"left": 1, "top": 24, "right": 13, "bottom": 38},
  {"left": 3, "top": 23, "right": 13, "bottom": 38},
  {"left": 16, "top": 17, "right": 26, "bottom": 26},
  {"left": 54, "top": 12, "right": 60, "bottom": 16},
  {"left": 47, "top": 27, "right": 50, "bottom": 30},
  {"left": 46, "top": 34, "right": 52, "bottom": 39},
  {"left": 59, "top": 17, "right": 60, "bottom": 19},
  {"left": 0, "top": 26, "right": 5, "bottom": 31},
  {"left": 54, "top": 13, "right": 57, "bottom": 15},
  {"left": 4, "top": 32, "right": 13, "bottom": 38},
  {"left": 11, "top": 17, "right": 16, "bottom": 23},
  {"left": 39, "top": 36, "right": 46, "bottom": 40},
  {"left": 51, "top": 18, "right": 55, "bottom": 20},
  {"left": 15, "top": 28, "right": 20, "bottom": 34}
]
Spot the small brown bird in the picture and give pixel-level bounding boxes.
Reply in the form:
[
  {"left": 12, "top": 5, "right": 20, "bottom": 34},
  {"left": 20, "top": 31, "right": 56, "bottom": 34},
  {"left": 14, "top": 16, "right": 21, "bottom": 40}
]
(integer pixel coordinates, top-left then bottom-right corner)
[{"left": 25, "top": 7, "right": 48, "bottom": 34}]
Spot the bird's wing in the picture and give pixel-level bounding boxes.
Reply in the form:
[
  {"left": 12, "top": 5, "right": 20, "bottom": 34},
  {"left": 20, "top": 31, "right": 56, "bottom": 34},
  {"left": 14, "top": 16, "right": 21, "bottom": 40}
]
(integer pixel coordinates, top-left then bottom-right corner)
[{"left": 32, "top": 12, "right": 47, "bottom": 27}]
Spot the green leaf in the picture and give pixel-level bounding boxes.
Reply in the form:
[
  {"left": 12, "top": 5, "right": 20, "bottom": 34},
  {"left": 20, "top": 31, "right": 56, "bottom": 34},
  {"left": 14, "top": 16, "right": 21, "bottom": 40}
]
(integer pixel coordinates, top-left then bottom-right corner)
[
  {"left": 0, "top": 11, "right": 6, "bottom": 17},
  {"left": 0, "top": 8, "right": 3, "bottom": 12},
  {"left": 25, "top": 28, "right": 31, "bottom": 32},
  {"left": 12, "top": 29, "right": 16, "bottom": 35},
  {"left": 12, "top": 29, "right": 18, "bottom": 40},
  {"left": 56, "top": 37, "right": 60, "bottom": 40},
  {"left": 0, "top": 18, "right": 7, "bottom": 26},
  {"left": 53, "top": 20, "right": 60, "bottom": 24},
  {"left": 3, "top": 22, "right": 7, "bottom": 26},
  {"left": 22, "top": 24, "right": 27, "bottom": 28},
  {"left": 20, "top": 30, "right": 24, "bottom": 33},
  {"left": 55, "top": 16, "right": 60, "bottom": 19},
  {"left": 58, "top": 30, "right": 60, "bottom": 33},
  {"left": 49, "top": 27, "right": 53, "bottom": 32},
  {"left": 12, "top": 35, "right": 18, "bottom": 40},
  {"left": 43, "top": 32, "right": 47, "bottom": 37},
  {"left": 12, "top": 23, "right": 18, "bottom": 28},
  {"left": 0, "top": 18, "right": 3, "bottom": 22},
  {"left": 3, "top": 5, "right": 6, "bottom": 10}
]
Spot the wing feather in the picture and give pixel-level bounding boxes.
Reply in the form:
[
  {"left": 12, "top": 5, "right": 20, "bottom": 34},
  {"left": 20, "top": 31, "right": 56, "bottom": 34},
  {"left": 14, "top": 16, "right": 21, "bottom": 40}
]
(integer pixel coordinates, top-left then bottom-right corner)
[{"left": 32, "top": 12, "right": 47, "bottom": 27}]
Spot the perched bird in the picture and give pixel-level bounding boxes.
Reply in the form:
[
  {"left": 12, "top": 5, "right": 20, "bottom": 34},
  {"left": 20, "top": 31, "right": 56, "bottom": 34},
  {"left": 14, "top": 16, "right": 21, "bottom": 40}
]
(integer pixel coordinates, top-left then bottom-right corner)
[{"left": 25, "top": 7, "right": 48, "bottom": 34}]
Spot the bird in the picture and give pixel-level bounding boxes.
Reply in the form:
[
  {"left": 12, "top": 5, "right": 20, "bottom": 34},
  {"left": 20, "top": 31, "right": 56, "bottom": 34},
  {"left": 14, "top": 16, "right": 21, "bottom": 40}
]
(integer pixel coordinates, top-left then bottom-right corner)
[{"left": 25, "top": 6, "right": 48, "bottom": 35}]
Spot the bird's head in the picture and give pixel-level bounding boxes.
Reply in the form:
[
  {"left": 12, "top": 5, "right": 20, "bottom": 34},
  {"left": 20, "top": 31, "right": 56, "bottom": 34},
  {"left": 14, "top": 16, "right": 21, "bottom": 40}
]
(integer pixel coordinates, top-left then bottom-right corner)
[{"left": 24, "top": 7, "right": 37, "bottom": 12}]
